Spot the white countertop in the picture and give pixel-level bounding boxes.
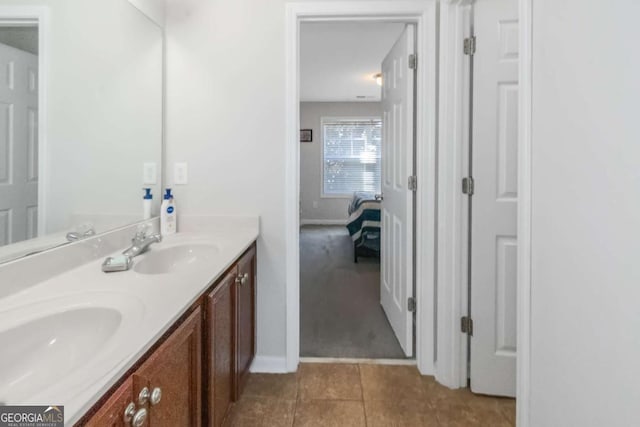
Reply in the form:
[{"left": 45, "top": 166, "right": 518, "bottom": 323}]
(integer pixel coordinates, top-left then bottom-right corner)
[{"left": 0, "top": 217, "right": 259, "bottom": 425}]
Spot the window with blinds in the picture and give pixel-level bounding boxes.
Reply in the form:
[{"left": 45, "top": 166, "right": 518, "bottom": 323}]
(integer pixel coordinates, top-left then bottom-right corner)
[{"left": 322, "top": 118, "right": 382, "bottom": 196}]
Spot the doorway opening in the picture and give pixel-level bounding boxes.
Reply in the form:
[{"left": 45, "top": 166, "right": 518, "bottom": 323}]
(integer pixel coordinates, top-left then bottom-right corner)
[
  {"left": 298, "top": 20, "right": 417, "bottom": 361},
  {"left": 285, "top": 0, "right": 438, "bottom": 376}
]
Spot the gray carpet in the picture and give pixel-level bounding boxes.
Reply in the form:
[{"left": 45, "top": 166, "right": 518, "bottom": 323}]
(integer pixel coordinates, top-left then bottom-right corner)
[{"left": 299, "top": 225, "right": 405, "bottom": 358}]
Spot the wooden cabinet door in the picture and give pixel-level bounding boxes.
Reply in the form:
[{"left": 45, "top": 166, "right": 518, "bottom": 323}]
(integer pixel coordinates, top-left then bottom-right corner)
[
  {"left": 136, "top": 308, "right": 202, "bottom": 427},
  {"left": 205, "top": 269, "right": 236, "bottom": 427},
  {"left": 234, "top": 244, "right": 256, "bottom": 400},
  {"left": 85, "top": 378, "right": 134, "bottom": 427}
]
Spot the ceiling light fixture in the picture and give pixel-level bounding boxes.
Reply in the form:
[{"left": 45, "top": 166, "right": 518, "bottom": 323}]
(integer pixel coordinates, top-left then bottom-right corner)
[{"left": 374, "top": 73, "right": 382, "bottom": 86}]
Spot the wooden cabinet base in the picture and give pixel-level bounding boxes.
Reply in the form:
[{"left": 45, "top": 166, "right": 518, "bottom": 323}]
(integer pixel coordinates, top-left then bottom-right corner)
[
  {"left": 205, "top": 269, "right": 235, "bottom": 427},
  {"left": 80, "top": 242, "right": 257, "bottom": 427},
  {"left": 85, "top": 379, "right": 133, "bottom": 427},
  {"left": 234, "top": 244, "right": 256, "bottom": 401},
  {"left": 83, "top": 309, "right": 202, "bottom": 427},
  {"left": 136, "top": 308, "right": 202, "bottom": 427}
]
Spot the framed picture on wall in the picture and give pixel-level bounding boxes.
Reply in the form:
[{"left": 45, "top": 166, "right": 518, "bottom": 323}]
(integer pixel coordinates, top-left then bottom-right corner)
[{"left": 300, "top": 129, "right": 313, "bottom": 143}]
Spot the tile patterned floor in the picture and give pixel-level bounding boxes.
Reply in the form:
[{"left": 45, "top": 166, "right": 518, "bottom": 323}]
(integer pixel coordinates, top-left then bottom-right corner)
[{"left": 225, "top": 363, "right": 515, "bottom": 427}]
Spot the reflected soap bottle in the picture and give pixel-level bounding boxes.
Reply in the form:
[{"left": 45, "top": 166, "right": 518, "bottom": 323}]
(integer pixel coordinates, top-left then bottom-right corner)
[
  {"left": 160, "top": 188, "right": 177, "bottom": 235},
  {"left": 143, "top": 188, "right": 153, "bottom": 220}
]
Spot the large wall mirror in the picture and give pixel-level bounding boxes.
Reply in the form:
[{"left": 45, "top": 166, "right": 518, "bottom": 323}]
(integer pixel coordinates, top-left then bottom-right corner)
[{"left": 0, "top": 0, "right": 164, "bottom": 263}]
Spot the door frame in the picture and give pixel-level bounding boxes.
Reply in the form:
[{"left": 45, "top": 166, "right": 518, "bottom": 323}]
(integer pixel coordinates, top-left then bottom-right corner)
[
  {"left": 284, "top": 1, "right": 438, "bottom": 375},
  {"left": 436, "top": 0, "right": 533, "bottom": 424},
  {"left": 435, "top": 0, "right": 474, "bottom": 390},
  {"left": 0, "top": 6, "right": 49, "bottom": 237},
  {"left": 516, "top": 0, "right": 533, "bottom": 424}
]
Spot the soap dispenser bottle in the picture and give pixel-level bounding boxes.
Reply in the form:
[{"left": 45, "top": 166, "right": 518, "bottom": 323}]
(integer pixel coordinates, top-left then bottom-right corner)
[
  {"left": 143, "top": 188, "right": 153, "bottom": 220},
  {"left": 160, "top": 188, "right": 177, "bottom": 235}
]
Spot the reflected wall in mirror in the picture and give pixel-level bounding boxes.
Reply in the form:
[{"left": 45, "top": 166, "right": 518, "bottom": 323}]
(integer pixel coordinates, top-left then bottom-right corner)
[{"left": 0, "top": 0, "right": 164, "bottom": 264}]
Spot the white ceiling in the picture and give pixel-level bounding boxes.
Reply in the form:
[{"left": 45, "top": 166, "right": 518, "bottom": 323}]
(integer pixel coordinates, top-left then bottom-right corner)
[{"left": 300, "top": 22, "right": 405, "bottom": 102}]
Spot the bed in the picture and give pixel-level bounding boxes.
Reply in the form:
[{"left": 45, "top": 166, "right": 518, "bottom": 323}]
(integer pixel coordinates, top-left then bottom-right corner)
[{"left": 346, "top": 192, "right": 381, "bottom": 262}]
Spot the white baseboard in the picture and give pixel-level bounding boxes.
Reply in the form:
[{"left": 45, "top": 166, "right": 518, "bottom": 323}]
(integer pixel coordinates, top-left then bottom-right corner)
[
  {"left": 250, "top": 355, "right": 289, "bottom": 373},
  {"left": 300, "top": 219, "right": 347, "bottom": 226},
  {"left": 299, "top": 357, "right": 417, "bottom": 366}
]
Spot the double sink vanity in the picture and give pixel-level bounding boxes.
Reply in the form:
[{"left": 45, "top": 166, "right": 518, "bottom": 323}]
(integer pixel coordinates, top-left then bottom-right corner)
[
  {"left": 0, "top": 217, "right": 259, "bottom": 426},
  {"left": 0, "top": 2, "right": 260, "bottom": 425}
]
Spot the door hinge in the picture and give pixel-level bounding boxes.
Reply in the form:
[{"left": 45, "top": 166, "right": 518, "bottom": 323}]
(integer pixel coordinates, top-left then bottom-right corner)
[
  {"left": 408, "top": 297, "right": 416, "bottom": 312},
  {"left": 461, "top": 316, "right": 473, "bottom": 336},
  {"left": 462, "top": 176, "right": 474, "bottom": 196},
  {"left": 408, "top": 175, "right": 418, "bottom": 191},
  {"left": 408, "top": 53, "right": 417, "bottom": 70},
  {"left": 464, "top": 36, "right": 476, "bottom": 55}
]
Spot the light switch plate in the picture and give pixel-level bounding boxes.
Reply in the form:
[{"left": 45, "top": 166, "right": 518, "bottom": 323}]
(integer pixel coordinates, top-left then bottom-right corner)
[
  {"left": 174, "top": 162, "right": 188, "bottom": 185},
  {"left": 143, "top": 162, "right": 157, "bottom": 185}
]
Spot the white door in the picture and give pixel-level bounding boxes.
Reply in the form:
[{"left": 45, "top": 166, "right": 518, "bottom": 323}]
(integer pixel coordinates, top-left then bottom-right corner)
[
  {"left": 470, "top": 0, "right": 518, "bottom": 396},
  {"left": 0, "top": 42, "right": 39, "bottom": 247},
  {"left": 380, "top": 24, "right": 415, "bottom": 357}
]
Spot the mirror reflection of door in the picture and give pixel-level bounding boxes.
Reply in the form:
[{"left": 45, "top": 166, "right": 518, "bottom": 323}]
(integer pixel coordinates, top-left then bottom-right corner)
[{"left": 0, "top": 26, "right": 39, "bottom": 247}]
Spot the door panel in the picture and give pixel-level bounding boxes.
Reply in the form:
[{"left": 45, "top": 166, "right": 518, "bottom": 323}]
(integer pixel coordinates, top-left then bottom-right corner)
[
  {"left": 234, "top": 244, "right": 256, "bottom": 400},
  {"left": 0, "top": 42, "right": 38, "bottom": 246},
  {"left": 206, "top": 270, "right": 235, "bottom": 427},
  {"left": 380, "top": 25, "right": 415, "bottom": 357},
  {"left": 85, "top": 378, "right": 134, "bottom": 427},
  {"left": 470, "top": 0, "right": 518, "bottom": 397},
  {"left": 136, "top": 307, "right": 202, "bottom": 426}
]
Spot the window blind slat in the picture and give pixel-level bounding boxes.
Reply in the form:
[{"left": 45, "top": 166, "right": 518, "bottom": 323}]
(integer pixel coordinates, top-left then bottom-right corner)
[{"left": 323, "top": 119, "right": 382, "bottom": 195}]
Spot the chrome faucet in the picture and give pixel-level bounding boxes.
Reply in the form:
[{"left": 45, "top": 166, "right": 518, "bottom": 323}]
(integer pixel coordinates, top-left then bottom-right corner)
[
  {"left": 66, "top": 227, "right": 96, "bottom": 242},
  {"left": 122, "top": 230, "right": 162, "bottom": 258}
]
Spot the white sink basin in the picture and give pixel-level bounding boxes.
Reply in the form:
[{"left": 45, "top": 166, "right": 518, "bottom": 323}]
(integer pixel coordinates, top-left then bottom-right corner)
[
  {"left": 134, "top": 244, "right": 219, "bottom": 275},
  {"left": 0, "top": 293, "right": 144, "bottom": 403}
]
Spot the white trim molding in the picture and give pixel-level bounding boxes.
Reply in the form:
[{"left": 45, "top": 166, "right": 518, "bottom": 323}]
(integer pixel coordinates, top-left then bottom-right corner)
[
  {"left": 0, "top": 6, "right": 49, "bottom": 236},
  {"left": 250, "top": 355, "right": 288, "bottom": 374},
  {"left": 435, "top": 0, "right": 474, "bottom": 390},
  {"left": 300, "top": 219, "right": 347, "bottom": 226},
  {"left": 516, "top": 0, "right": 533, "bottom": 424},
  {"left": 300, "top": 357, "right": 417, "bottom": 366},
  {"left": 285, "top": 1, "right": 438, "bottom": 376}
]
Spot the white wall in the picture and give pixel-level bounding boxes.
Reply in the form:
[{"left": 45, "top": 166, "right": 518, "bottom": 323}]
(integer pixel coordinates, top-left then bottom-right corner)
[
  {"left": 300, "top": 102, "right": 381, "bottom": 223},
  {"left": 530, "top": 1, "right": 640, "bottom": 425},
  {"left": 164, "top": 0, "right": 415, "bottom": 363},
  {"left": 164, "top": 0, "right": 287, "bottom": 359},
  {"left": 0, "top": 0, "right": 163, "bottom": 234},
  {"left": 127, "top": 0, "right": 165, "bottom": 27}
]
